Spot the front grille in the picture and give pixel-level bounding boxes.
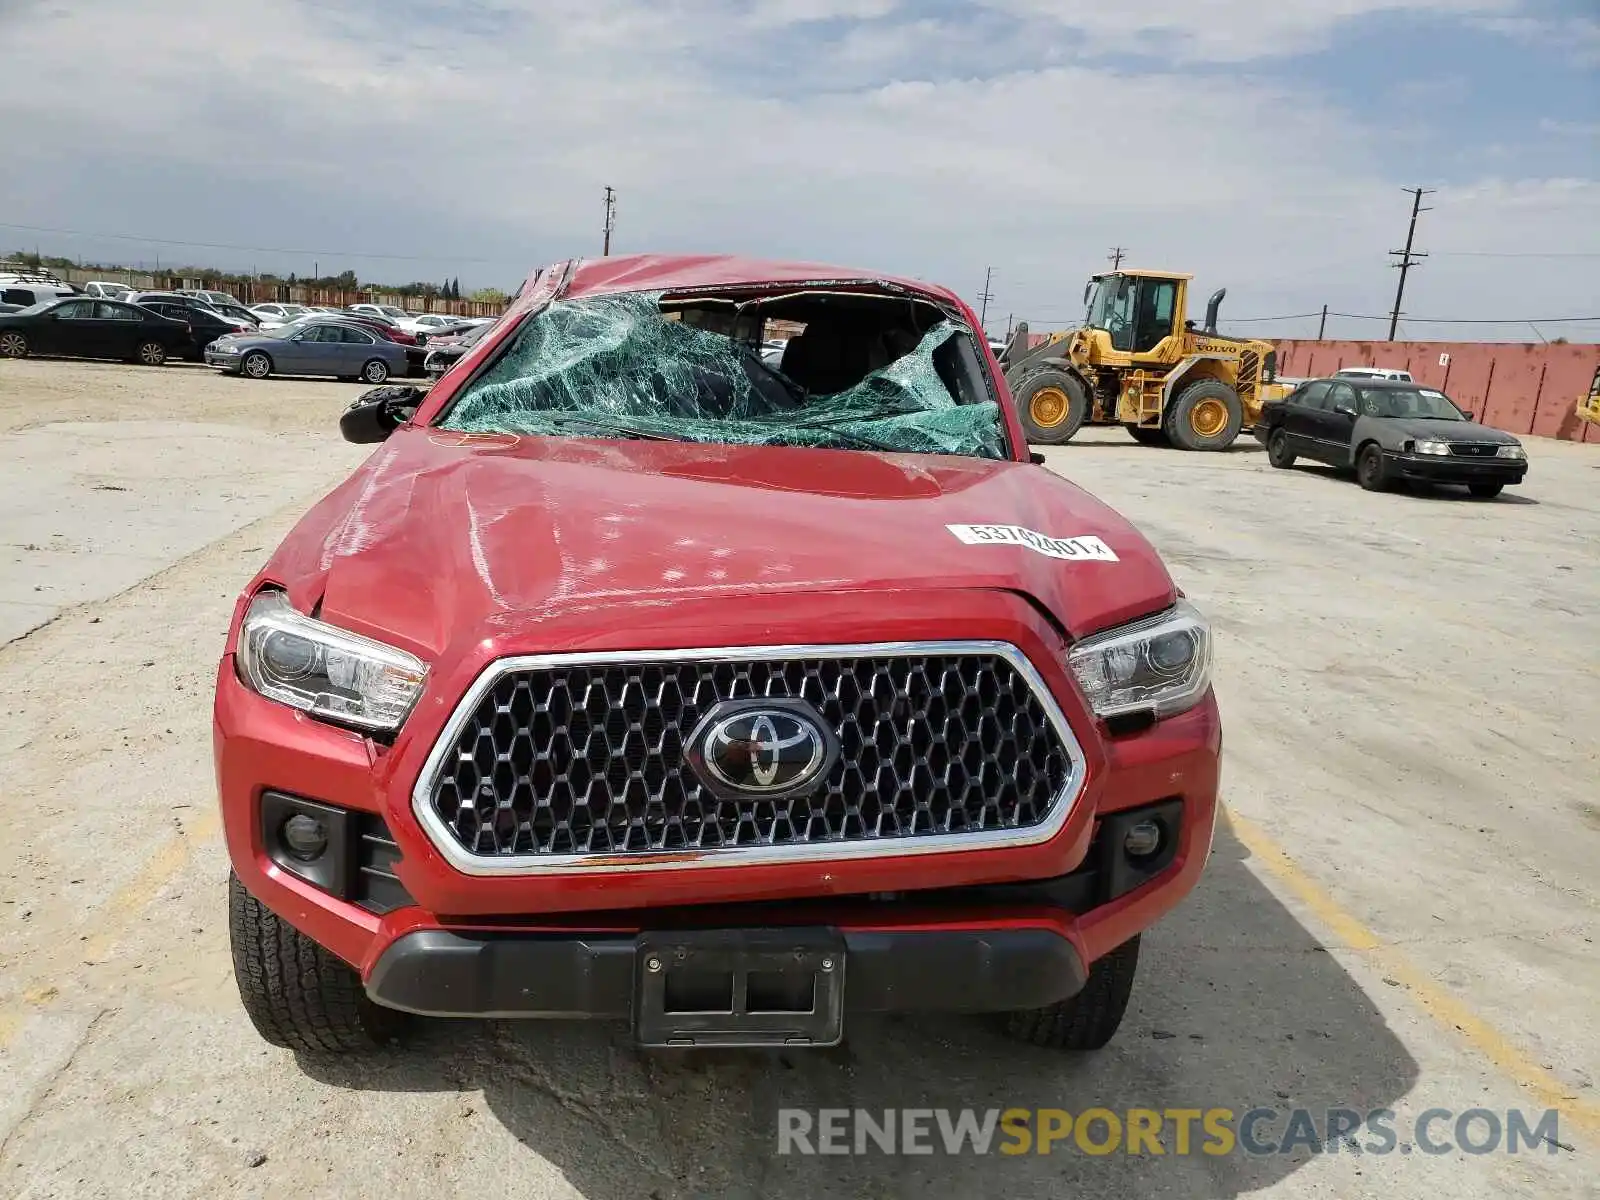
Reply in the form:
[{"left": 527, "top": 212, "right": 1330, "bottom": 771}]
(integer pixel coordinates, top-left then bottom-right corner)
[
  {"left": 1449, "top": 442, "right": 1500, "bottom": 457},
  {"left": 422, "top": 650, "right": 1075, "bottom": 861}
]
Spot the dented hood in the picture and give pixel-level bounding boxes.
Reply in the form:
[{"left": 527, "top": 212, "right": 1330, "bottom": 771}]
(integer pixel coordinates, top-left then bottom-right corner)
[{"left": 263, "top": 428, "right": 1176, "bottom": 660}]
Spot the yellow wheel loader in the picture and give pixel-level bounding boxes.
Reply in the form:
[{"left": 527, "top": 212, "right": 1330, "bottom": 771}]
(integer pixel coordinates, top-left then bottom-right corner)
[
  {"left": 1578, "top": 365, "right": 1600, "bottom": 427},
  {"left": 1000, "top": 270, "right": 1285, "bottom": 451}
]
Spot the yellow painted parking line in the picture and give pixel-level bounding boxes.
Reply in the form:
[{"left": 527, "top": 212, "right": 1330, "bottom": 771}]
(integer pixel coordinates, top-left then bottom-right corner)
[
  {"left": 80, "top": 810, "right": 221, "bottom": 963},
  {"left": 0, "top": 810, "right": 225, "bottom": 1051},
  {"left": 1228, "top": 807, "right": 1600, "bottom": 1139}
]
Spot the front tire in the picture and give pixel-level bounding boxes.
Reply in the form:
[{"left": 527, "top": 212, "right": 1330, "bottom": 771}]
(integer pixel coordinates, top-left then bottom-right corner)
[
  {"left": 1002, "top": 935, "right": 1140, "bottom": 1051},
  {"left": 1166, "top": 380, "right": 1243, "bottom": 451},
  {"left": 1014, "top": 369, "right": 1089, "bottom": 445},
  {"left": 0, "top": 330, "right": 28, "bottom": 358},
  {"left": 1468, "top": 483, "right": 1504, "bottom": 499},
  {"left": 361, "top": 358, "right": 390, "bottom": 384},
  {"left": 228, "top": 873, "right": 405, "bottom": 1053},
  {"left": 1356, "top": 443, "right": 1390, "bottom": 492},
  {"left": 242, "top": 351, "right": 272, "bottom": 379},
  {"left": 1267, "top": 428, "right": 1297, "bottom": 469},
  {"left": 136, "top": 340, "right": 168, "bottom": 367}
]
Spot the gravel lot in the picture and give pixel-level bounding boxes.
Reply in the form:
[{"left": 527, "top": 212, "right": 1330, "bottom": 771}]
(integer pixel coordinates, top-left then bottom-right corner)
[{"left": 1, "top": 357, "right": 1596, "bottom": 1199}]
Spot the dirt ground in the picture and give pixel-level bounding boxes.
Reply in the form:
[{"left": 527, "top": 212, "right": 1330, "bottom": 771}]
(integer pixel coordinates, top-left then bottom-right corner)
[{"left": 0, "top": 356, "right": 1596, "bottom": 1199}]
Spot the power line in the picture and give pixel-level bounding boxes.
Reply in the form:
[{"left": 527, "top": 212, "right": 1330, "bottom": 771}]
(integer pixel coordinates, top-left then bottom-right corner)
[
  {"left": 1430, "top": 250, "right": 1600, "bottom": 259},
  {"left": 1108, "top": 246, "right": 1127, "bottom": 270},
  {"left": 1225, "top": 312, "right": 1600, "bottom": 324},
  {"left": 1389, "top": 186, "right": 1434, "bottom": 341},
  {"left": 0, "top": 220, "right": 498, "bottom": 263},
  {"left": 601, "top": 186, "right": 617, "bottom": 258}
]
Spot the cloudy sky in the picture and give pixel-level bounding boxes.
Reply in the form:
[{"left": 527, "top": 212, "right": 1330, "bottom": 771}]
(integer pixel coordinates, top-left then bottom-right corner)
[{"left": 1, "top": 0, "right": 1596, "bottom": 340}]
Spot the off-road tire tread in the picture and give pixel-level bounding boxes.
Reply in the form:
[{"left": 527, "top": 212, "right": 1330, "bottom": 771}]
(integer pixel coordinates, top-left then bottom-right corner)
[
  {"left": 1015, "top": 369, "right": 1090, "bottom": 445},
  {"left": 1165, "top": 379, "right": 1243, "bottom": 451},
  {"left": 1001, "top": 934, "right": 1140, "bottom": 1050},
  {"left": 228, "top": 873, "right": 401, "bottom": 1053}
]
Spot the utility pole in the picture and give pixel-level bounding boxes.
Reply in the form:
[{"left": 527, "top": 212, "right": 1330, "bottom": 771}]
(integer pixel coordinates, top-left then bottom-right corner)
[
  {"left": 1108, "top": 246, "right": 1127, "bottom": 270},
  {"left": 1318, "top": 304, "right": 1328, "bottom": 339},
  {"left": 1388, "top": 187, "right": 1433, "bottom": 342},
  {"left": 977, "top": 267, "right": 995, "bottom": 330},
  {"left": 602, "top": 186, "right": 617, "bottom": 257}
]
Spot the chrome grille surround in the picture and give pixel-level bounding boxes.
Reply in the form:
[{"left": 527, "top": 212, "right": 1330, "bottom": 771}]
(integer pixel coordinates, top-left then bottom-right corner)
[{"left": 410, "top": 641, "right": 1088, "bottom": 876}]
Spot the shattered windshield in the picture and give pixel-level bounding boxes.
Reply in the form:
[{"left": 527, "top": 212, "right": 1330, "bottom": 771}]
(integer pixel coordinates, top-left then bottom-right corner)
[{"left": 437, "top": 290, "right": 1005, "bottom": 458}]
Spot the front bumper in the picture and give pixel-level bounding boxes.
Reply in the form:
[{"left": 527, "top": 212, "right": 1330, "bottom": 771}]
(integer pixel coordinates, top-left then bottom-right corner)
[
  {"left": 1391, "top": 452, "right": 1527, "bottom": 485},
  {"left": 367, "top": 925, "right": 1086, "bottom": 1019},
  {"left": 216, "top": 590, "right": 1221, "bottom": 991},
  {"left": 205, "top": 351, "right": 242, "bottom": 372}
]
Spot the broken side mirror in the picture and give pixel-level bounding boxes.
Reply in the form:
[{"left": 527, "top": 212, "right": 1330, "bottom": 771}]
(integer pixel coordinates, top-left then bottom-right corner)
[
  {"left": 341, "top": 384, "right": 422, "bottom": 444},
  {"left": 1030, "top": 451, "right": 1047, "bottom": 465}
]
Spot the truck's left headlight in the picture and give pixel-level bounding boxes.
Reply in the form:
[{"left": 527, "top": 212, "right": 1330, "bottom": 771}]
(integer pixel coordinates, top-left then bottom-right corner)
[
  {"left": 236, "top": 590, "right": 427, "bottom": 732},
  {"left": 1067, "top": 600, "right": 1212, "bottom": 719}
]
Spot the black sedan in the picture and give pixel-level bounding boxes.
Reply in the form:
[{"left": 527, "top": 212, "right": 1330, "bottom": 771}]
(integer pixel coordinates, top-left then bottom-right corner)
[
  {"left": 135, "top": 296, "right": 255, "bottom": 358},
  {"left": 0, "top": 297, "right": 191, "bottom": 366},
  {"left": 1255, "top": 377, "right": 1528, "bottom": 499}
]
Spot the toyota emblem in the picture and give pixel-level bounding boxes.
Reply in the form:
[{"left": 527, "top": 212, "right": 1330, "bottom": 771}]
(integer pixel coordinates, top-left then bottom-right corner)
[{"left": 685, "top": 699, "right": 838, "bottom": 799}]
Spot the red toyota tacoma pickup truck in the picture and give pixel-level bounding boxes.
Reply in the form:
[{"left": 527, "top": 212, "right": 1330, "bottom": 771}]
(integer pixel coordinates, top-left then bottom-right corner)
[{"left": 216, "top": 254, "right": 1220, "bottom": 1053}]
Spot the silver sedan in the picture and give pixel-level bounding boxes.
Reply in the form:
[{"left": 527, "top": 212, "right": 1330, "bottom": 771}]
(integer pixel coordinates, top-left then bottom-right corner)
[{"left": 205, "top": 319, "right": 411, "bottom": 383}]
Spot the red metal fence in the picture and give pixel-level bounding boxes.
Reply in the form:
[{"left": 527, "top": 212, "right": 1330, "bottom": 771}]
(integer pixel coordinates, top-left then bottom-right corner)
[{"left": 1272, "top": 340, "right": 1600, "bottom": 444}]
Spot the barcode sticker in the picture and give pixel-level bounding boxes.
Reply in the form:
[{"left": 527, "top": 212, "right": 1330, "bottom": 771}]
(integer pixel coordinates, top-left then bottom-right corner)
[{"left": 946, "top": 524, "right": 1119, "bottom": 562}]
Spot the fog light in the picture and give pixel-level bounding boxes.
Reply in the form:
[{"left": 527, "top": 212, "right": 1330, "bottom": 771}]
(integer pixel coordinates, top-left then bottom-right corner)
[
  {"left": 1123, "top": 819, "right": 1164, "bottom": 860},
  {"left": 281, "top": 813, "right": 329, "bottom": 861}
]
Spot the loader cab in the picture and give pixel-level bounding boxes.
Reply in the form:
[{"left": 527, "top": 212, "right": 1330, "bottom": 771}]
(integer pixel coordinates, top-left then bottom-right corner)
[{"left": 1083, "top": 271, "right": 1192, "bottom": 356}]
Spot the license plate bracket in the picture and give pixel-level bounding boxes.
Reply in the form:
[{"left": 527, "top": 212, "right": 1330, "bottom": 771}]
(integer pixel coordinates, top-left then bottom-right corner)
[{"left": 634, "top": 928, "right": 845, "bottom": 1048}]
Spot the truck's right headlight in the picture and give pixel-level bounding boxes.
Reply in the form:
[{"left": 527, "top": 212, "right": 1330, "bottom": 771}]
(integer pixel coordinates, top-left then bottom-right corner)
[
  {"left": 1067, "top": 600, "right": 1212, "bottom": 719},
  {"left": 236, "top": 589, "right": 427, "bottom": 732}
]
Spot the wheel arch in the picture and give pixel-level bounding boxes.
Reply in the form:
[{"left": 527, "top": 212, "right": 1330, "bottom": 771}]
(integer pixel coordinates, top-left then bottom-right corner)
[
  {"left": 1160, "top": 355, "right": 1235, "bottom": 407},
  {"left": 1353, "top": 435, "right": 1384, "bottom": 470}
]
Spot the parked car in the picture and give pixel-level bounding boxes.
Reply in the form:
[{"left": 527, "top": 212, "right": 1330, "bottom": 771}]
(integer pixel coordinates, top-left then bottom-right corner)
[
  {"left": 0, "top": 297, "right": 190, "bottom": 365},
  {"left": 0, "top": 302, "right": 24, "bottom": 315},
  {"left": 1255, "top": 376, "right": 1528, "bottom": 498},
  {"left": 348, "top": 302, "right": 411, "bottom": 325},
  {"left": 249, "top": 303, "right": 311, "bottom": 327},
  {"left": 135, "top": 295, "right": 255, "bottom": 358},
  {"left": 216, "top": 252, "right": 1219, "bottom": 1056},
  {"left": 408, "top": 313, "right": 474, "bottom": 336},
  {"left": 128, "top": 290, "right": 221, "bottom": 315},
  {"left": 290, "top": 311, "right": 426, "bottom": 372},
  {"left": 422, "top": 321, "right": 488, "bottom": 376},
  {"left": 0, "top": 269, "right": 77, "bottom": 308},
  {"left": 340, "top": 308, "right": 419, "bottom": 344},
  {"left": 206, "top": 317, "right": 410, "bottom": 383},
  {"left": 1334, "top": 366, "right": 1413, "bottom": 383},
  {"left": 83, "top": 280, "right": 135, "bottom": 300},
  {"left": 176, "top": 288, "right": 239, "bottom": 309},
  {"left": 208, "top": 299, "right": 262, "bottom": 328}
]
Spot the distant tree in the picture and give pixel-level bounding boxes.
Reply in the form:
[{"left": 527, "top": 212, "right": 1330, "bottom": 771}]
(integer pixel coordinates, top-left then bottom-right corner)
[
  {"left": 335, "top": 269, "right": 358, "bottom": 289},
  {"left": 288, "top": 272, "right": 297, "bottom": 285},
  {"left": 468, "top": 287, "right": 509, "bottom": 305},
  {"left": 452, "top": 277, "right": 462, "bottom": 300}
]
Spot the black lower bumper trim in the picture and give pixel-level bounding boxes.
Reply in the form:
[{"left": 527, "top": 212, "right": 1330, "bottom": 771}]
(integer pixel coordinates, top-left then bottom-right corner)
[
  {"left": 366, "top": 927, "right": 1086, "bottom": 1020},
  {"left": 1393, "top": 455, "right": 1525, "bottom": 484}
]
